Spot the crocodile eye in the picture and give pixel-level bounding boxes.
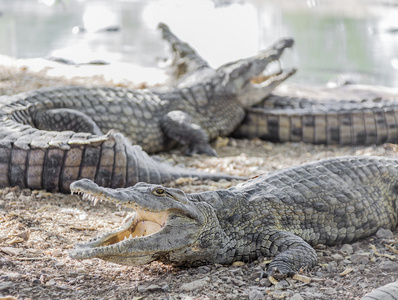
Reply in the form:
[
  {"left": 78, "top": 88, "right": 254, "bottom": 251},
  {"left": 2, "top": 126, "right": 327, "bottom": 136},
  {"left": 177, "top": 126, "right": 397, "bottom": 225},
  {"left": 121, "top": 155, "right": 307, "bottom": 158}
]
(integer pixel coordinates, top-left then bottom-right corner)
[{"left": 153, "top": 188, "right": 166, "bottom": 196}]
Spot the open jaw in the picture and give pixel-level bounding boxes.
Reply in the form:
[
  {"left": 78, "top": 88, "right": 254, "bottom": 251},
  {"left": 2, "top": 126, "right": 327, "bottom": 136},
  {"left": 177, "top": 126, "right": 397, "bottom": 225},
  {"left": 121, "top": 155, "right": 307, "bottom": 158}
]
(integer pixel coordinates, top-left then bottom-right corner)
[
  {"left": 233, "top": 38, "right": 297, "bottom": 107},
  {"left": 68, "top": 180, "right": 201, "bottom": 265},
  {"left": 69, "top": 195, "right": 170, "bottom": 264},
  {"left": 250, "top": 67, "right": 297, "bottom": 86},
  {"left": 251, "top": 37, "right": 296, "bottom": 84},
  {"left": 68, "top": 186, "right": 174, "bottom": 265},
  {"left": 237, "top": 66, "right": 297, "bottom": 108}
]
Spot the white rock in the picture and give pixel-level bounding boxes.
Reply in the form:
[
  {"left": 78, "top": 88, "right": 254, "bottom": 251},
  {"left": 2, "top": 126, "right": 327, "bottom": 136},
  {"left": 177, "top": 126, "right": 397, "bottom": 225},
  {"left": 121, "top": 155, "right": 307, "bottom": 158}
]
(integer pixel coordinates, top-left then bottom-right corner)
[{"left": 179, "top": 277, "right": 210, "bottom": 292}]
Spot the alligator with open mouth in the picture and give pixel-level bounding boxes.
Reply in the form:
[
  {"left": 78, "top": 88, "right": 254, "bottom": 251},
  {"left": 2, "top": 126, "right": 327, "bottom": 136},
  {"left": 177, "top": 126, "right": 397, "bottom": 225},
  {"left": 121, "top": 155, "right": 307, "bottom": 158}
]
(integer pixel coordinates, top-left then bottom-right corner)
[{"left": 69, "top": 156, "right": 398, "bottom": 279}]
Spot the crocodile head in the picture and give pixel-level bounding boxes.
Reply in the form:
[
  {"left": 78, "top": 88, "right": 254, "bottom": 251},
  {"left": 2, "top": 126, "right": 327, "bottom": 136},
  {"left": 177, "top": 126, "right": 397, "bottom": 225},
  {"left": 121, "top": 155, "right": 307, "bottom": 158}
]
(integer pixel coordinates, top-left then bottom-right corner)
[
  {"left": 69, "top": 179, "right": 222, "bottom": 266},
  {"left": 217, "top": 38, "right": 296, "bottom": 108},
  {"left": 159, "top": 22, "right": 295, "bottom": 108}
]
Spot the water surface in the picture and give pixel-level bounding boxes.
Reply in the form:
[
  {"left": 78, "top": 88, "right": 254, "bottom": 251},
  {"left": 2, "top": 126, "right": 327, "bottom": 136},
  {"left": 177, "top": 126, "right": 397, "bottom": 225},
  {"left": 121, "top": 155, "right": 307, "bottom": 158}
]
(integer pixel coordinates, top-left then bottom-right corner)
[{"left": 0, "top": 0, "right": 397, "bottom": 86}]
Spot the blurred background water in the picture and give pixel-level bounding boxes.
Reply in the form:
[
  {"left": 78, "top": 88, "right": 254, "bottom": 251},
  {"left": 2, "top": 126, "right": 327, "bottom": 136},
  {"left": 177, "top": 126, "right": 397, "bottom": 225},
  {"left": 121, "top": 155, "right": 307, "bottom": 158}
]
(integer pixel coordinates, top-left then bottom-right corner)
[{"left": 0, "top": 0, "right": 397, "bottom": 86}]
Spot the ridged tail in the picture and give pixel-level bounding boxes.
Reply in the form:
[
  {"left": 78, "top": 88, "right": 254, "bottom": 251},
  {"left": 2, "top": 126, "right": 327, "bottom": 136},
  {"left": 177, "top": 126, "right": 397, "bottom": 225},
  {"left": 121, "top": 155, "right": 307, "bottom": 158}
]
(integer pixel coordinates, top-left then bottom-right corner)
[
  {"left": 234, "top": 96, "right": 398, "bottom": 145},
  {"left": 0, "top": 121, "right": 242, "bottom": 193}
]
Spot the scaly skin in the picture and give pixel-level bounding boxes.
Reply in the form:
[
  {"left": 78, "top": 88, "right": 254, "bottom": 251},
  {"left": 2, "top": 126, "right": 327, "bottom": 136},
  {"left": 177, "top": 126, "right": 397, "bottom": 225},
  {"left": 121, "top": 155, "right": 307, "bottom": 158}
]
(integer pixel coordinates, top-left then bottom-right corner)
[
  {"left": 69, "top": 156, "right": 398, "bottom": 277},
  {"left": 0, "top": 23, "right": 294, "bottom": 156},
  {"left": 361, "top": 280, "right": 398, "bottom": 300},
  {"left": 233, "top": 83, "right": 398, "bottom": 145},
  {"left": 0, "top": 22, "right": 296, "bottom": 192},
  {"left": 0, "top": 125, "right": 243, "bottom": 192}
]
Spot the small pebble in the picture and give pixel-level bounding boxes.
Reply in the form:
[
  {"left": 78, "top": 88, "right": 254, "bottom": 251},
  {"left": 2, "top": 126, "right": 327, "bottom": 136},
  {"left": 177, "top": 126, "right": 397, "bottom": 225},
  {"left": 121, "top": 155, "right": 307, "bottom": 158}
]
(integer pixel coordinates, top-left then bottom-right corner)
[
  {"left": 350, "top": 254, "right": 370, "bottom": 265},
  {"left": 76, "top": 268, "right": 86, "bottom": 274},
  {"left": 50, "top": 249, "right": 63, "bottom": 257},
  {"left": 248, "top": 288, "right": 263, "bottom": 300},
  {"left": 0, "top": 281, "right": 14, "bottom": 291},
  {"left": 375, "top": 228, "right": 394, "bottom": 239},
  {"left": 324, "top": 279, "right": 335, "bottom": 286},
  {"left": 275, "top": 280, "right": 289, "bottom": 290},
  {"left": 160, "top": 282, "right": 170, "bottom": 292},
  {"left": 229, "top": 268, "right": 243, "bottom": 276},
  {"left": 46, "top": 279, "right": 56, "bottom": 286},
  {"left": 231, "top": 278, "right": 245, "bottom": 287},
  {"left": 379, "top": 261, "right": 398, "bottom": 271},
  {"left": 5, "top": 192, "right": 16, "bottom": 200},
  {"left": 272, "top": 290, "right": 292, "bottom": 298},
  {"left": 179, "top": 277, "right": 210, "bottom": 292},
  {"left": 197, "top": 266, "right": 212, "bottom": 274},
  {"left": 331, "top": 253, "right": 344, "bottom": 261},
  {"left": 326, "top": 261, "right": 338, "bottom": 273},
  {"left": 258, "top": 278, "right": 272, "bottom": 287},
  {"left": 290, "top": 293, "right": 304, "bottom": 300},
  {"left": 137, "top": 284, "right": 161, "bottom": 293},
  {"left": 340, "top": 244, "right": 354, "bottom": 255}
]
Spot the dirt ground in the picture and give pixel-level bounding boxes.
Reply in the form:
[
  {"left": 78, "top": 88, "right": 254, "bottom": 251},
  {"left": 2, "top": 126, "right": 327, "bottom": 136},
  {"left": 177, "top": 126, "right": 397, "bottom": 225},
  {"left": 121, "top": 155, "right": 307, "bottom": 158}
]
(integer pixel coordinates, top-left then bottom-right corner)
[{"left": 0, "top": 64, "right": 397, "bottom": 300}]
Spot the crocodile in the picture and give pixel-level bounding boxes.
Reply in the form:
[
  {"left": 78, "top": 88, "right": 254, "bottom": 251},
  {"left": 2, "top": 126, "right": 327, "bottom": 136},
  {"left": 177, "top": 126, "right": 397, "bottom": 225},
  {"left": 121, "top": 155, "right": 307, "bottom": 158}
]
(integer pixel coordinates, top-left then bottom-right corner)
[
  {"left": 361, "top": 280, "right": 398, "bottom": 300},
  {"left": 153, "top": 23, "right": 398, "bottom": 148},
  {"left": 0, "top": 23, "right": 294, "bottom": 159},
  {"left": 0, "top": 126, "right": 247, "bottom": 193},
  {"left": 233, "top": 83, "right": 398, "bottom": 145},
  {"left": 69, "top": 155, "right": 398, "bottom": 278},
  {"left": 0, "top": 23, "right": 297, "bottom": 192}
]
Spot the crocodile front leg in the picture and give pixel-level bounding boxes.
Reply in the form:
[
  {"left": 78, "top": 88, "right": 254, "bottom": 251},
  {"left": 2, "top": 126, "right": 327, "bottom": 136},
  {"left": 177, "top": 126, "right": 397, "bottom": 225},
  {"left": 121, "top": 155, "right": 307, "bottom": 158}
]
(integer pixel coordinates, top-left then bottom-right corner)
[
  {"left": 262, "top": 229, "right": 317, "bottom": 277},
  {"left": 160, "top": 110, "right": 217, "bottom": 156}
]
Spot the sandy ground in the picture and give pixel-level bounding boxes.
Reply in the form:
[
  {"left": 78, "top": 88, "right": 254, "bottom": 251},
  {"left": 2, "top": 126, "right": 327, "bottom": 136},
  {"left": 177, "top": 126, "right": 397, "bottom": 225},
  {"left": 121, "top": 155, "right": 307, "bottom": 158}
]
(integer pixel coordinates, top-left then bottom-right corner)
[{"left": 0, "top": 63, "right": 397, "bottom": 299}]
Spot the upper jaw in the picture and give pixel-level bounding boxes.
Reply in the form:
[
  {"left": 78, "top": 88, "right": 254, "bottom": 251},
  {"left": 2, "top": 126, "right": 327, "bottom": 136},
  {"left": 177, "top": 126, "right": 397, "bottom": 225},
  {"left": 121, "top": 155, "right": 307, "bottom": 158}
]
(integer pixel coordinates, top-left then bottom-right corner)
[
  {"left": 69, "top": 209, "right": 201, "bottom": 265},
  {"left": 68, "top": 179, "right": 202, "bottom": 264},
  {"left": 237, "top": 67, "right": 297, "bottom": 108},
  {"left": 218, "top": 37, "right": 294, "bottom": 97},
  {"left": 69, "top": 179, "right": 194, "bottom": 214},
  {"left": 252, "top": 37, "right": 294, "bottom": 72},
  {"left": 221, "top": 38, "right": 294, "bottom": 80},
  {"left": 69, "top": 210, "right": 170, "bottom": 263}
]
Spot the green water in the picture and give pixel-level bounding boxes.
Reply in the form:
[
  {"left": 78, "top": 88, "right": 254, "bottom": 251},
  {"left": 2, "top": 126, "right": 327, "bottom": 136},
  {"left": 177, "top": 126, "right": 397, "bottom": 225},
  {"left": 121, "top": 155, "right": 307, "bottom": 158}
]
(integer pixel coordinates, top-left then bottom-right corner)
[{"left": 0, "top": 0, "right": 397, "bottom": 86}]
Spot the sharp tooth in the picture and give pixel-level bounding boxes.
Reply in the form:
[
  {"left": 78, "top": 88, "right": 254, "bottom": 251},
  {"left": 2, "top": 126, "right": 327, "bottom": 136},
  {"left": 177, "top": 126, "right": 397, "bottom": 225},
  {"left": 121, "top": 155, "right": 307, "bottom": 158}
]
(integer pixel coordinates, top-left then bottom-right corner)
[
  {"left": 124, "top": 236, "right": 127, "bottom": 240},
  {"left": 129, "top": 234, "right": 132, "bottom": 239},
  {"left": 93, "top": 197, "right": 99, "bottom": 206}
]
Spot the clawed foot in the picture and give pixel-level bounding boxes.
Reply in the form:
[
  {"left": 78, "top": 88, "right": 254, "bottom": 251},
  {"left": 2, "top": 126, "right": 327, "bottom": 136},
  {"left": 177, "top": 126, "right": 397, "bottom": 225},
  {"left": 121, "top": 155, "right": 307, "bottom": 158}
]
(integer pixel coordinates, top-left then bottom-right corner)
[
  {"left": 265, "top": 266, "right": 295, "bottom": 278},
  {"left": 184, "top": 143, "right": 218, "bottom": 157},
  {"left": 261, "top": 261, "right": 296, "bottom": 279}
]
